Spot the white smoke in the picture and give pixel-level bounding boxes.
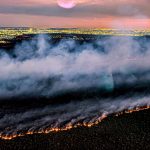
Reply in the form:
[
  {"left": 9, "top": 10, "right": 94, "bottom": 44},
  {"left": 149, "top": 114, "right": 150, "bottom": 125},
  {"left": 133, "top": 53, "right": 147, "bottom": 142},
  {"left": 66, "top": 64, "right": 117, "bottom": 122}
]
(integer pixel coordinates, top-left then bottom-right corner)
[
  {"left": 0, "top": 35, "right": 150, "bottom": 98},
  {"left": 0, "top": 34, "right": 150, "bottom": 136},
  {"left": 0, "top": 96, "right": 149, "bottom": 135}
]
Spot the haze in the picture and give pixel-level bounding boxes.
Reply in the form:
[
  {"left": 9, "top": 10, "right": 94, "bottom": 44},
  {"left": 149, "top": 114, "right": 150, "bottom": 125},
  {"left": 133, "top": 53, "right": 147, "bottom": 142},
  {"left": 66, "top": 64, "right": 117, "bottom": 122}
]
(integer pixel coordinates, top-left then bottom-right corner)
[{"left": 0, "top": 0, "right": 150, "bottom": 28}]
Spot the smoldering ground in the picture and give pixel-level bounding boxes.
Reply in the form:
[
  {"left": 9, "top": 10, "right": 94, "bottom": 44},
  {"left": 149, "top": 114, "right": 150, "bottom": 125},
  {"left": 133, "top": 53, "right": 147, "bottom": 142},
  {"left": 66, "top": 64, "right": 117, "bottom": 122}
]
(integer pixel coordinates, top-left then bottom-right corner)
[{"left": 0, "top": 35, "right": 150, "bottom": 136}]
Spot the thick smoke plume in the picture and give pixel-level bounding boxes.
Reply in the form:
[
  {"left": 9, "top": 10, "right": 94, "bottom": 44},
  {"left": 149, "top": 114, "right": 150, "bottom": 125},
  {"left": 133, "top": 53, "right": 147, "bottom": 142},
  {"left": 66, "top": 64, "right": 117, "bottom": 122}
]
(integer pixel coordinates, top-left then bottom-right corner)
[
  {"left": 0, "top": 35, "right": 150, "bottom": 137},
  {"left": 1, "top": 35, "right": 150, "bottom": 98}
]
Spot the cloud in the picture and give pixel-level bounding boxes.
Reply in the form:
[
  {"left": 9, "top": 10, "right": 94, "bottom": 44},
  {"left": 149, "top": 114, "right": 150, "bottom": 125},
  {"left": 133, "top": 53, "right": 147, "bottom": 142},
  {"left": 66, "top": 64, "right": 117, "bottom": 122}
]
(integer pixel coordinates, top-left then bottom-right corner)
[
  {"left": 0, "top": 2, "right": 149, "bottom": 18},
  {"left": 0, "top": 0, "right": 150, "bottom": 27}
]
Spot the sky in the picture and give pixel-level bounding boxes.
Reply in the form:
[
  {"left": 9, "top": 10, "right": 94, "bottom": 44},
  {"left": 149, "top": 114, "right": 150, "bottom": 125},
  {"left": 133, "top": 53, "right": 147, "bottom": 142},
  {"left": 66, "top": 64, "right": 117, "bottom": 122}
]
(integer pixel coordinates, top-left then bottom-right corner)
[{"left": 0, "top": 0, "right": 150, "bottom": 28}]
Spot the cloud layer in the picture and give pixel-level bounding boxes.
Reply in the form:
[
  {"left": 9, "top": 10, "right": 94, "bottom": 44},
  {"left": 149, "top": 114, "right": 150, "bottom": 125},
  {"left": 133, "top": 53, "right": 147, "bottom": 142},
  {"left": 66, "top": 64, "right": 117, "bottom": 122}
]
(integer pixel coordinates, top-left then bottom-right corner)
[{"left": 0, "top": 0, "right": 150, "bottom": 28}]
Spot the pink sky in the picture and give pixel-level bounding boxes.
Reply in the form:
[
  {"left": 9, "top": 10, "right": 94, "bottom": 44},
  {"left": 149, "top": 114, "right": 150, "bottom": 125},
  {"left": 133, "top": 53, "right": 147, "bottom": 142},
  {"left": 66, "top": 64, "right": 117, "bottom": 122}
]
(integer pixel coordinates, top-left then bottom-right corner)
[{"left": 0, "top": 0, "right": 150, "bottom": 28}]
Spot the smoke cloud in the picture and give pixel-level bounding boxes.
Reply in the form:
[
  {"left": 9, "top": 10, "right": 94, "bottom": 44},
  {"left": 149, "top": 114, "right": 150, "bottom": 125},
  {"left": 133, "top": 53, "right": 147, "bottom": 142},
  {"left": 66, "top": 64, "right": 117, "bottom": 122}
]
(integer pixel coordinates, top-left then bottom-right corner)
[{"left": 0, "top": 34, "right": 150, "bottom": 136}]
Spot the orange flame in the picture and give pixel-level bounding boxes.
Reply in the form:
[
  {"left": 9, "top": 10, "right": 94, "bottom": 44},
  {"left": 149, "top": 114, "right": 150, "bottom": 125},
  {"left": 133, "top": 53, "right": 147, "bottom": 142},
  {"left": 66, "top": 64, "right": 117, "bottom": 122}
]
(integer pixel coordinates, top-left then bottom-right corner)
[{"left": 0, "top": 105, "right": 150, "bottom": 140}]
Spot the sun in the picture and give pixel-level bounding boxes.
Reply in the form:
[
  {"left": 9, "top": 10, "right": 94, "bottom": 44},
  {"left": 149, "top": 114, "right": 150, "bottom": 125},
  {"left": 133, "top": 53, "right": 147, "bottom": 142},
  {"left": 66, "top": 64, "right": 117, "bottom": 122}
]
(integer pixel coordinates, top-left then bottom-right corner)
[{"left": 57, "top": 0, "right": 77, "bottom": 9}]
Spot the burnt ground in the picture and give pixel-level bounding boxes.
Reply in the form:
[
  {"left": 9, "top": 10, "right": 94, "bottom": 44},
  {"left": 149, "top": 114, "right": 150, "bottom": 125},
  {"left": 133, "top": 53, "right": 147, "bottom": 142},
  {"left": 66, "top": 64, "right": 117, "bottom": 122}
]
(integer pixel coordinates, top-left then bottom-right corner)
[{"left": 0, "top": 108, "right": 149, "bottom": 150}]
